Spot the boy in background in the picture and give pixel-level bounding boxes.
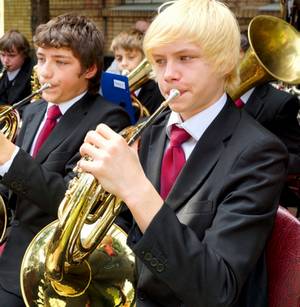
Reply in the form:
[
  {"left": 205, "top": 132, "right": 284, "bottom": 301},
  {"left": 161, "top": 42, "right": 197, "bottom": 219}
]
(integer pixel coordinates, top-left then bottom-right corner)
[
  {"left": 0, "top": 30, "right": 35, "bottom": 113},
  {"left": 109, "top": 29, "right": 164, "bottom": 120}
]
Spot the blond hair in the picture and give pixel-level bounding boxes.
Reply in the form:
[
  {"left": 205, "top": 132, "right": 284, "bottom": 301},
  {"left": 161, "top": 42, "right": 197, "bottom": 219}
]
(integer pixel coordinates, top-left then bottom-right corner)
[
  {"left": 111, "top": 29, "right": 144, "bottom": 54},
  {"left": 143, "top": 0, "right": 241, "bottom": 92}
]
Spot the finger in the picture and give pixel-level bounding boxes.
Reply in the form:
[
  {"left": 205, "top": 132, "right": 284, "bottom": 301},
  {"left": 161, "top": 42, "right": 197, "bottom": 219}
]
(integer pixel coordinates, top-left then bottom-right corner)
[
  {"left": 79, "top": 142, "right": 103, "bottom": 159},
  {"left": 78, "top": 158, "right": 100, "bottom": 175},
  {"left": 131, "top": 139, "right": 139, "bottom": 152},
  {"left": 96, "top": 123, "right": 121, "bottom": 140},
  {"left": 84, "top": 130, "right": 107, "bottom": 149}
]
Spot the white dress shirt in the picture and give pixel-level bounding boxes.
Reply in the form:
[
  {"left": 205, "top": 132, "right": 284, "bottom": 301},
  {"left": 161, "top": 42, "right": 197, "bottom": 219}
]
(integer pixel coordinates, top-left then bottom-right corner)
[{"left": 165, "top": 93, "right": 227, "bottom": 159}]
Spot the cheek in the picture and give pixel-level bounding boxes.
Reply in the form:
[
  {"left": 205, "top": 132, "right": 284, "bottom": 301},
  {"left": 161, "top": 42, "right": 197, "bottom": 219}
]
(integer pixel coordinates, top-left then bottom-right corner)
[
  {"left": 14, "top": 56, "right": 24, "bottom": 66},
  {"left": 130, "top": 59, "right": 140, "bottom": 68}
]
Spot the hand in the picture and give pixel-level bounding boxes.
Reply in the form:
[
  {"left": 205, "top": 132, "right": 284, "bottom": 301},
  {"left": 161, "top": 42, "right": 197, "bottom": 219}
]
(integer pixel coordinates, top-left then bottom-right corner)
[
  {"left": 79, "top": 124, "right": 147, "bottom": 204},
  {"left": 0, "top": 131, "right": 17, "bottom": 165},
  {"left": 79, "top": 124, "right": 164, "bottom": 232}
]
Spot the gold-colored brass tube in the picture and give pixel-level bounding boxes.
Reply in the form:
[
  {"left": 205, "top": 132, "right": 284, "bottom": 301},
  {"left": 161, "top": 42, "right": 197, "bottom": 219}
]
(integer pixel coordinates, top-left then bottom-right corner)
[{"left": 228, "top": 15, "right": 300, "bottom": 100}]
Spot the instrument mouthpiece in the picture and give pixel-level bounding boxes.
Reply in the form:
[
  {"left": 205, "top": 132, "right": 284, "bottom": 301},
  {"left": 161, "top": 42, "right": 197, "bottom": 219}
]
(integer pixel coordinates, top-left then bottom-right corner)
[
  {"left": 168, "top": 89, "right": 180, "bottom": 100},
  {"left": 121, "top": 69, "right": 130, "bottom": 76},
  {"left": 40, "top": 83, "right": 51, "bottom": 91}
]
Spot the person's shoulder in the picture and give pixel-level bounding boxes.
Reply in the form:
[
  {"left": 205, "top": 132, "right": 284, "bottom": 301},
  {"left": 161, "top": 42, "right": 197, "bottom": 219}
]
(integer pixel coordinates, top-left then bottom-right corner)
[
  {"left": 21, "top": 99, "right": 46, "bottom": 118},
  {"left": 256, "top": 83, "right": 298, "bottom": 103},
  {"left": 240, "top": 109, "right": 287, "bottom": 147},
  {"left": 88, "top": 93, "right": 126, "bottom": 111},
  {"left": 84, "top": 93, "right": 131, "bottom": 121}
]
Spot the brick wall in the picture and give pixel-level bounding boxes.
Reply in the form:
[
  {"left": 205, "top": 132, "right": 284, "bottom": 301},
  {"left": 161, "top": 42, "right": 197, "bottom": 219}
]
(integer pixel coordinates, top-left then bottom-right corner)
[
  {"left": 1, "top": 0, "right": 281, "bottom": 57},
  {"left": 2, "top": 0, "right": 32, "bottom": 41}
]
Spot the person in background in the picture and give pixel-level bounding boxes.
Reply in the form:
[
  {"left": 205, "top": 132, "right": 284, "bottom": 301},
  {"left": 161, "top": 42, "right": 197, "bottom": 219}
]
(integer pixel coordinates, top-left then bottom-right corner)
[
  {"left": 109, "top": 28, "right": 164, "bottom": 120},
  {"left": 238, "top": 31, "right": 300, "bottom": 211},
  {"left": 0, "top": 30, "right": 35, "bottom": 113},
  {"left": 0, "top": 13, "right": 130, "bottom": 306},
  {"left": 106, "top": 19, "right": 150, "bottom": 73},
  {"left": 79, "top": 1, "right": 288, "bottom": 306}
]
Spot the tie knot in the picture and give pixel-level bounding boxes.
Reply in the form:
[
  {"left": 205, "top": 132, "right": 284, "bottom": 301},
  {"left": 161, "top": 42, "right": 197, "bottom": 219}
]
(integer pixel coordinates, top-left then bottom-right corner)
[
  {"left": 170, "top": 125, "right": 190, "bottom": 146},
  {"left": 47, "top": 105, "right": 61, "bottom": 120},
  {"left": 235, "top": 98, "right": 244, "bottom": 108}
]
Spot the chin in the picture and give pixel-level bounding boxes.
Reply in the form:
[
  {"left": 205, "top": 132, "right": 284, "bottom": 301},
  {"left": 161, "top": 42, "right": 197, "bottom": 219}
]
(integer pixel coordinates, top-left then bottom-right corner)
[{"left": 42, "top": 93, "right": 58, "bottom": 103}]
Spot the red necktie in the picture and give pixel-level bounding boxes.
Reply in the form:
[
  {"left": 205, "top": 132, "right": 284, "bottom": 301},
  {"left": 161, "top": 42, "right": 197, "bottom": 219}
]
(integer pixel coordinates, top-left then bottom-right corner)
[
  {"left": 160, "top": 125, "right": 191, "bottom": 199},
  {"left": 235, "top": 98, "right": 244, "bottom": 108},
  {"left": 32, "top": 105, "right": 61, "bottom": 157}
]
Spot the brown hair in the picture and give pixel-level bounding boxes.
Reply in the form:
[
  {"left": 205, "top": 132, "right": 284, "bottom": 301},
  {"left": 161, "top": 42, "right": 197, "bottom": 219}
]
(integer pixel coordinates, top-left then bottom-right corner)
[
  {"left": 0, "top": 29, "right": 31, "bottom": 57},
  {"left": 33, "top": 13, "right": 104, "bottom": 94}
]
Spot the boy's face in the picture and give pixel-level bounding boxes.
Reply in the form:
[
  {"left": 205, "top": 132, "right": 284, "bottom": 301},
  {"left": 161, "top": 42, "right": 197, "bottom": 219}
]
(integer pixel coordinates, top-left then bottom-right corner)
[
  {"left": 114, "top": 48, "right": 143, "bottom": 75},
  {"left": 36, "top": 47, "right": 94, "bottom": 104},
  {"left": 151, "top": 40, "right": 226, "bottom": 120},
  {"left": 0, "top": 47, "right": 25, "bottom": 72}
]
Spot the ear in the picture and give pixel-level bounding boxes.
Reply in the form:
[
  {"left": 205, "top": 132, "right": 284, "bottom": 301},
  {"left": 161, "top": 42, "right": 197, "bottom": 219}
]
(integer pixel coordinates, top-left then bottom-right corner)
[{"left": 84, "top": 64, "right": 97, "bottom": 79}]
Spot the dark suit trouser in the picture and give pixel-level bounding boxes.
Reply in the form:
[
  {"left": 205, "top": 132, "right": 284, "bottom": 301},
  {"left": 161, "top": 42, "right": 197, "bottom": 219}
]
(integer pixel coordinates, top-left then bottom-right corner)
[{"left": 0, "top": 286, "right": 25, "bottom": 307}]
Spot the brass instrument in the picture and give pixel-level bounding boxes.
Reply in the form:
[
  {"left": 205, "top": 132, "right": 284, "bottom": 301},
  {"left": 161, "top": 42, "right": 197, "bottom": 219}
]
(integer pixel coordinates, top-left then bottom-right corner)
[
  {"left": 0, "top": 66, "right": 6, "bottom": 80},
  {"left": 127, "top": 58, "right": 152, "bottom": 118},
  {"left": 0, "top": 83, "right": 50, "bottom": 242},
  {"left": 228, "top": 15, "right": 300, "bottom": 100},
  {"left": 21, "top": 89, "right": 180, "bottom": 306},
  {"left": 31, "top": 65, "right": 43, "bottom": 102}
]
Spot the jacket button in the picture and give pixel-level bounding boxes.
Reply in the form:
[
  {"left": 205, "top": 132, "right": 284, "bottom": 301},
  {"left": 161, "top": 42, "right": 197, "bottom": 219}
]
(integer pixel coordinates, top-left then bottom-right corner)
[
  {"left": 157, "top": 263, "right": 165, "bottom": 272},
  {"left": 137, "top": 290, "right": 146, "bottom": 301},
  {"left": 150, "top": 257, "right": 158, "bottom": 267},
  {"left": 144, "top": 252, "right": 152, "bottom": 261}
]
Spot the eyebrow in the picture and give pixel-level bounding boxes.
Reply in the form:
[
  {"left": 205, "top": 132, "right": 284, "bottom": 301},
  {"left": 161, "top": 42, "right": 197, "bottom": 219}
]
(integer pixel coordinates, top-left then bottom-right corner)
[
  {"left": 36, "top": 52, "right": 72, "bottom": 60},
  {"left": 152, "top": 48, "right": 200, "bottom": 57}
]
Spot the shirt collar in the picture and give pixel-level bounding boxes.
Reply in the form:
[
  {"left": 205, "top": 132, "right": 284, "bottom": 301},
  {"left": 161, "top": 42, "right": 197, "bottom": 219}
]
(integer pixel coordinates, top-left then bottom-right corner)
[
  {"left": 47, "top": 91, "right": 87, "bottom": 115},
  {"left": 240, "top": 87, "right": 255, "bottom": 104},
  {"left": 166, "top": 92, "right": 227, "bottom": 141},
  {"left": 7, "top": 68, "right": 21, "bottom": 81}
]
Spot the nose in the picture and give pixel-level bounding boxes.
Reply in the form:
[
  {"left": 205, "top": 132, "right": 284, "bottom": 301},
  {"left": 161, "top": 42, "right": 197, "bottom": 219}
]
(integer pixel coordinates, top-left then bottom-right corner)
[
  {"left": 163, "top": 61, "right": 180, "bottom": 83},
  {"left": 120, "top": 57, "right": 129, "bottom": 69},
  {"left": 38, "top": 61, "right": 53, "bottom": 81}
]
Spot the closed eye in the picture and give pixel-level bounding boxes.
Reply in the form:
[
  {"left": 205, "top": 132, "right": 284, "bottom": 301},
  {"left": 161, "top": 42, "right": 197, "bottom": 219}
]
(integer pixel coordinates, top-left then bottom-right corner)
[
  {"left": 37, "top": 57, "right": 45, "bottom": 64},
  {"left": 154, "top": 58, "right": 166, "bottom": 66},
  {"left": 180, "top": 56, "right": 194, "bottom": 62},
  {"left": 56, "top": 60, "right": 68, "bottom": 65}
]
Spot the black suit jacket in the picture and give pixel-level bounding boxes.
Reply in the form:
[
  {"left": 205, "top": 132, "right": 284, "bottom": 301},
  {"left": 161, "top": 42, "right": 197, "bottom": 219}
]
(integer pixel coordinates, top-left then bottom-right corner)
[
  {"left": 0, "top": 57, "right": 34, "bottom": 110},
  {"left": 0, "top": 92, "right": 131, "bottom": 297},
  {"left": 244, "top": 83, "right": 300, "bottom": 173},
  {"left": 137, "top": 79, "right": 165, "bottom": 116},
  {"left": 127, "top": 98, "right": 288, "bottom": 307}
]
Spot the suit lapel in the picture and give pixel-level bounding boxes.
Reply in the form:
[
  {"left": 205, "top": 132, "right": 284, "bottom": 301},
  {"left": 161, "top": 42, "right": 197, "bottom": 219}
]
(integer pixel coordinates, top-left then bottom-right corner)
[
  {"left": 0, "top": 72, "right": 8, "bottom": 97},
  {"left": 244, "top": 85, "right": 268, "bottom": 118},
  {"left": 20, "top": 102, "right": 47, "bottom": 152},
  {"left": 166, "top": 99, "right": 241, "bottom": 212},
  {"left": 35, "top": 93, "right": 91, "bottom": 162},
  {"left": 144, "top": 120, "right": 168, "bottom": 190}
]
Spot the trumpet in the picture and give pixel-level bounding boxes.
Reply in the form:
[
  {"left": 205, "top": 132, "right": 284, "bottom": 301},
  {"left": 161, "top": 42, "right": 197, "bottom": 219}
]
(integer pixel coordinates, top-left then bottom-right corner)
[{"left": 21, "top": 89, "right": 180, "bottom": 306}]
